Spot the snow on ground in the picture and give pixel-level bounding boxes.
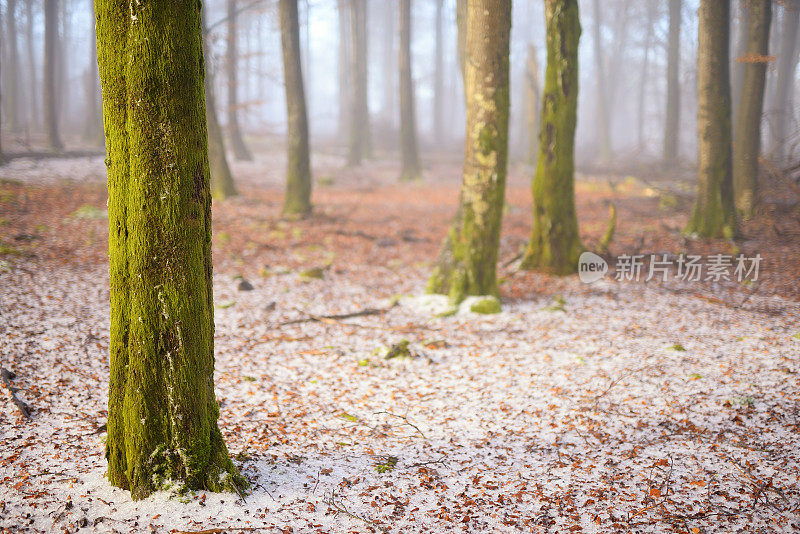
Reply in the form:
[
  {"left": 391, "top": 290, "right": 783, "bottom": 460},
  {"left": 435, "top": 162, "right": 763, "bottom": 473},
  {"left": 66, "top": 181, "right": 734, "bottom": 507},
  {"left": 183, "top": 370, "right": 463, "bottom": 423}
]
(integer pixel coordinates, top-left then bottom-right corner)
[{"left": 1, "top": 257, "right": 800, "bottom": 533}]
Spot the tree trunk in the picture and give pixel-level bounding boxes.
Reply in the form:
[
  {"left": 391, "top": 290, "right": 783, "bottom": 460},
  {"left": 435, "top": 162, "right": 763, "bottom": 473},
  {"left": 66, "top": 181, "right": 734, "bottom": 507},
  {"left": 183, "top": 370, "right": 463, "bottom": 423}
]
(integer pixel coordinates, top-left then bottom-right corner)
[
  {"left": 426, "top": 0, "right": 510, "bottom": 303},
  {"left": 5, "top": 0, "right": 20, "bottom": 131},
  {"left": 521, "top": 0, "right": 584, "bottom": 274},
  {"left": 663, "top": 0, "right": 681, "bottom": 165},
  {"left": 280, "top": 0, "right": 312, "bottom": 216},
  {"left": 687, "top": 0, "right": 736, "bottom": 238},
  {"left": 347, "top": 0, "right": 369, "bottom": 166},
  {"left": 433, "top": 0, "right": 444, "bottom": 143},
  {"left": 96, "top": 0, "right": 245, "bottom": 500},
  {"left": 770, "top": 0, "right": 800, "bottom": 162},
  {"left": 733, "top": 0, "right": 771, "bottom": 219},
  {"left": 202, "top": 6, "right": 238, "bottom": 200},
  {"left": 1, "top": 20, "right": 4, "bottom": 165},
  {"left": 337, "top": 0, "right": 349, "bottom": 140},
  {"left": 637, "top": 0, "right": 656, "bottom": 151},
  {"left": 43, "top": 0, "right": 62, "bottom": 151},
  {"left": 83, "top": 0, "right": 103, "bottom": 145},
  {"left": 732, "top": 0, "right": 750, "bottom": 123},
  {"left": 226, "top": 0, "right": 253, "bottom": 161},
  {"left": 382, "top": 3, "right": 395, "bottom": 129},
  {"left": 591, "top": 0, "right": 611, "bottom": 163},
  {"left": 399, "top": 0, "right": 421, "bottom": 182},
  {"left": 25, "top": 0, "right": 39, "bottom": 131},
  {"left": 456, "top": 0, "right": 467, "bottom": 90},
  {"left": 525, "top": 44, "right": 541, "bottom": 166}
]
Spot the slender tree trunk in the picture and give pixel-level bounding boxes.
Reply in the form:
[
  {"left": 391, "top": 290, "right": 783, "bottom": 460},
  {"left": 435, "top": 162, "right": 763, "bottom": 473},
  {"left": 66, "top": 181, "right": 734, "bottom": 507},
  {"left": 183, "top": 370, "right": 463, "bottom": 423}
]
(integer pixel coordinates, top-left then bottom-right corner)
[
  {"left": 202, "top": 6, "right": 237, "bottom": 200},
  {"left": 25, "top": 0, "right": 39, "bottom": 131},
  {"left": 382, "top": 3, "right": 395, "bottom": 129},
  {"left": 43, "top": 0, "right": 62, "bottom": 151},
  {"left": 96, "top": 0, "right": 245, "bottom": 501},
  {"left": 1, "top": 21, "right": 4, "bottom": 165},
  {"left": 637, "top": 0, "right": 656, "bottom": 152},
  {"left": 525, "top": 44, "right": 541, "bottom": 166},
  {"left": 521, "top": 0, "right": 584, "bottom": 274},
  {"left": 426, "top": 0, "right": 511, "bottom": 303},
  {"left": 733, "top": 0, "right": 771, "bottom": 219},
  {"left": 732, "top": 0, "right": 750, "bottom": 123},
  {"left": 433, "top": 0, "right": 444, "bottom": 143},
  {"left": 83, "top": 0, "right": 102, "bottom": 145},
  {"left": 5, "top": 0, "right": 20, "bottom": 131},
  {"left": 58, "top": 0, "right": 68, "bottom": 128},
  {"left": 687, "top": 0, "right": 736, "bottom": 238},
  {"left": 337, "top": 0, "right": 349, "bottom": 140},
  {"left": 347, "top": 0, "right": 369, "bottom": 166},
  {"left": 280, "top": 0, "right": 312, "bottom": 216},
  {"left": 226, "top": 0, "right": 253, "bottom": 161},
  {"left": 591, "top": 0, "right": 611, "bottom": 163},
  {"left": 770, "top": 0, "right": 800, "bottom": 162},
  {"left": 399, "top": 0, "right": 421, "bottom": 182},
  {"left": 664, "top": 0, "right": 681, "bottom": 165}
]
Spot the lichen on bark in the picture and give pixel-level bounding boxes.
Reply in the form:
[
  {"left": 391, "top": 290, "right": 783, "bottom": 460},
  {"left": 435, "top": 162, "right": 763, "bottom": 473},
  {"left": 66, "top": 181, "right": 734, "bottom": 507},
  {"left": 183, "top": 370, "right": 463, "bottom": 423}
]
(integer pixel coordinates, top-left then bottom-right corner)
[
  {"left": 96, "top": 0, "right": 246, "bottom": 500},
  {"left": 426, "top": 0, "right": 511, "bottom": 304},
  {"left": 521, "top": 0, "right": 584, "bottom": 275}
]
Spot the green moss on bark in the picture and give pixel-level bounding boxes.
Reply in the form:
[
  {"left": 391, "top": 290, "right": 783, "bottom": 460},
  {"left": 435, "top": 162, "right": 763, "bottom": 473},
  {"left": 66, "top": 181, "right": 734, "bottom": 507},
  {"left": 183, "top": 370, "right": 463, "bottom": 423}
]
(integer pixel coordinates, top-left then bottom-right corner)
[
  {"left": 521, "top": 0, "right": 584, "bottom": 275},
  {"left": 97, "top": 0, "right": 245, "bottom": 500},
  {"left": 426, "top": 0, "right": 511, "bottom": 304}
]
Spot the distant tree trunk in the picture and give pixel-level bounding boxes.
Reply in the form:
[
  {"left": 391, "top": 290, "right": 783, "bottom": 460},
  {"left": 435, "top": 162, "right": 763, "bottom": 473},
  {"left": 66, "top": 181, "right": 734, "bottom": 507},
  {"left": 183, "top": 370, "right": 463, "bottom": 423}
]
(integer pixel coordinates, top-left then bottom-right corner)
[
  {"left": 347, "top": 0, "right": 370, "bottom": 166},
  {"left": 426, "top": 0, "right": 510, "bottom": 303},
  {"left": 96, "top": 0, "right": 245, "bottom": 501},
  {"left": 58, "top": 0, "right": 69, "bottom": 128},
  {"left": 770, "top": 0, "right": 800, "bottom": 162},
  {"left": 733, "top": 0, "right": 771, "bottom": 219},
  {"left": 525, "top": 44, "right": 541, "bottom": 166},
  {"left": 399, "top": 0, "right": 421, "bottom": 182},
  {"left": 456, "top": 0, "right": 467, "bottom": 90},
  {"left": 5, "top": 0, "right": 20, "bottom": 131},
  {"left": 337, "top": 0, "right": 350, "bottom": 140},
  {"left": 226, "top": 0, "right": 253, "bottom": 161},
  {"left": 25, "top": 0, "right": 39, "bottom": 131},
  {"left": 43, "top": 0, "right": 62, "bottom": 151},
  {"left": 591, "top": 0, "right": 611, "bottom": 163},
  {"left": 433, "top": 0, "right": 444, "bottom": 143},
  {"left": 382, "top": 3, "right": 395, "bottom": 129},
  {"left": 663, "top": 0, "right": 681, "bottom": 165},
  {"left": 202, "top": 6, "right": 237, "bottom": 200},
  {"left": 280, "top": 0, "right": 312, "bottom": 216},
  {"left": 687, "top": 0, "right": 736, "bottom": 238},
  {"left": 521, "top": 0, "right": 584, "bottom": 274},
  {"left": 83, "top": 0, "right": 103, "bottom": 145},
  {"left": 732, "top": 0, "right": 750, "bottom": 123},
  {"left": 637, "top": 0, "right": 656, "bottom": 151},
  {"left": 1, "top": 24, "right": 4, "bottom": 165}
]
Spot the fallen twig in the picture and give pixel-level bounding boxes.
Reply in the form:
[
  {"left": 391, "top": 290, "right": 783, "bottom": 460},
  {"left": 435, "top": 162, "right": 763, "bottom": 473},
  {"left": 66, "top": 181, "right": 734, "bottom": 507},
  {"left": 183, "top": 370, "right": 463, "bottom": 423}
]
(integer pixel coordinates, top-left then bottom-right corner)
[
  {"left": 375, "top": 410, "right": 426, "bottom": 439},
  {"left": 280, "top": 302, "right": 397, "bottom": 327},
  {"left": 1, "top": 368, "right": 31, "bottom": 419}
]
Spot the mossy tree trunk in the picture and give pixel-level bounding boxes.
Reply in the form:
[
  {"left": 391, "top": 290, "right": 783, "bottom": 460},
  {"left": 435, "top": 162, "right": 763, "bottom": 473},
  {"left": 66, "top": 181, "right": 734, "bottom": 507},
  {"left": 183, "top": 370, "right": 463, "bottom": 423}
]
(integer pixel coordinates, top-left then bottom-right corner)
[
  {"left": 202, "top": 7, "right": 238, "bottom": 201},
  {"left": 733, "top": 0, "right": 770, "bottom": 219},
  {"left": 226, "top": 0, "right": 253, "bottom": 161},
  {"left": 686, "top": 0, "right": 736, "bottom": 239},
  {"left": 347, "top": 0, "right": 370, "bottom": 166},
  {"left": 525, "top": 44, "right": 541, "bottom": 166},
  {"left": 44, "top": 0, "right": 62, "bottom": 151},
  {"left": 5, "top": 0, "right": 20, "bottom": 132},
  {"left": 96, "top": 0, "right": 245, "bottom": 501},
  {"left": 521, "top": 0, "right": 584, "bottom": 275},
  {"left": 663, "top": 0, "right": 681, "bottom": 165},
  {"left": 426, "top": 0, "right": 510, "bottom": 303},
  {"left": 399, "top": 0, "right": 421, "bottom": 182},
  {"left": 770, "top": 0, "right": 800, "bottom": 162},
  {"left": 280, "top": 0, "right": 312, "bottom": 217}
]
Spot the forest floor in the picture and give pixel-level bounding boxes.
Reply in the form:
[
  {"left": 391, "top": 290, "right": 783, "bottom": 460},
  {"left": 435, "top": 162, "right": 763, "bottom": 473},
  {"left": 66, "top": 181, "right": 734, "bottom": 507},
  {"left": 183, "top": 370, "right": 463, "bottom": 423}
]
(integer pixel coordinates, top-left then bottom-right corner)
[{"left": 1, "top": 144, "right": 800, "bottom": 533}]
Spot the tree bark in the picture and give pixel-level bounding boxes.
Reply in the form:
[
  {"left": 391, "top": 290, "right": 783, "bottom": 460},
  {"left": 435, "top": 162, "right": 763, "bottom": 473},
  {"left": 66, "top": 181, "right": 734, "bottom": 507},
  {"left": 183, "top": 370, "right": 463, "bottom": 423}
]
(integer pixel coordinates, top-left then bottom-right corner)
[
  {"left": 280, "top": 0, "right": 312, "bottom": 216},
  {"left": 426, "top": 0, "right": 510, "bottom": 303},
  {"left": 43, "top": 0, "right": 62, "bottom": 151},
  {"left": 521, "top": 0, "right": 584, "bottom": 274},
  {"left": 770, "top": 0, "right": 800, "bottom": 162},
  {"left": 96, "top": 0, "right": 245, "bottom": 500},
  {"left": 347, "top": 0, "right": 370, "bottom": 166},
  {"left": 399, "top": 0, "right": 421, "bottom": 182},
  {"left": 663, "top": 0, "right": 681, "bottom": 165},
  {"left": 591, "top": 0, "right": 611, "bottom": 163},
  {"left": 433, "top": 0, "right": 444, "bottom": 143},
  {"left": 686, "top": 0, "right": 736, "bottom": 239},
  {"left": 25, "top": 0, "right": 39, "bottom": 131},
  {"left": 525, "top": 44, "right": 541, "bottom": 166},
  {"left": 202, "top": 6, "right": 238, "bottom": 200},
  {"left": 226, "top": 0, "right": 253, "bottom": 161},
  {"left": 733, "top": 0, "right": 771, "bottom": 219},
  {"left": 5, "top": 0, "right": 20, "bottom": 131}
]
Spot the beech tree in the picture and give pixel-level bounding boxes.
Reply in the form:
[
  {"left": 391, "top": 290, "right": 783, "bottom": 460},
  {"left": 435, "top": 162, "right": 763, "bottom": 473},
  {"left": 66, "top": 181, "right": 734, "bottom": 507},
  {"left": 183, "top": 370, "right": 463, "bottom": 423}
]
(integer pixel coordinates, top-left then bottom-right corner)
[
  {"left": 399, "top": 0, "right": 421, "bottom": 182},
  {"left": 525, "top": 44, "right": 541, "bottom": 166},
  {"left": 347, "top": 0, "right": 370, "bottom": 165},
  {"left": 521, "top": 0, "right": 584, "bottom": 274},
  {"left": 96, "top": 0, "right": 245, "bottom": 499},
  {"left": 733, "top": 0, "right": 771, "bottom": 219},
  {"left": 280, "top": 0, "right": 312, "bottom": 216},
  {"left": 226, "top": 0, "right": 253, "bottom": 161},
  {"left": 663, "top": 0, "right": 681, "bottom": 165},
  {"left": 44, "top": 0, "right": 62, "bottom": 151},
  {"left": 686, "top": 0, "right": 736, "bottom": 238},
  {"left": 427, "top": 0, "right": 511, "bottom": 303}
]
